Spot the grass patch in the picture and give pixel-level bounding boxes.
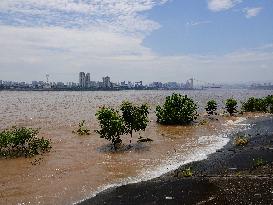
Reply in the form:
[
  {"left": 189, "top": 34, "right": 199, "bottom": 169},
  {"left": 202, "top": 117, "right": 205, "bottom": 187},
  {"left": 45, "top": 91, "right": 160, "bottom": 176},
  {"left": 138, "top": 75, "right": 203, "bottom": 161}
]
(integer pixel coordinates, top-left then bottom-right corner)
[
  {"left": 177, "top": 167, "right": 193, "bottom": 177},
  {"left": 235, "top": 135, "right": 249, "bottom": 146},
  {"left": 253, "top": 158, "right": 267, "bottom": 168}
]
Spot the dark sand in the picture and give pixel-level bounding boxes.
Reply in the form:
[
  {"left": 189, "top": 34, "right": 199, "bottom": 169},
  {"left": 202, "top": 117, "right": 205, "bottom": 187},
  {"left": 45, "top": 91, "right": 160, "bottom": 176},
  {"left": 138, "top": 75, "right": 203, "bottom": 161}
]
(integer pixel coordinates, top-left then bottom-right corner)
[{"left": 79, "top": 116, "right": 273, "bottom": 205}]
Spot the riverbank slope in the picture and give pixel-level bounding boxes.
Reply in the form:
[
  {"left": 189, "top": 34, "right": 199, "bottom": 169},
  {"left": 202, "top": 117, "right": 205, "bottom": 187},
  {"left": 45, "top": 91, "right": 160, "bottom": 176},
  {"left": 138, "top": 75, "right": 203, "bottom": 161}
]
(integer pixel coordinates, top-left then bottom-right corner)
[{"left": 79, "top": 116, "right": 273, "bottom": 205}]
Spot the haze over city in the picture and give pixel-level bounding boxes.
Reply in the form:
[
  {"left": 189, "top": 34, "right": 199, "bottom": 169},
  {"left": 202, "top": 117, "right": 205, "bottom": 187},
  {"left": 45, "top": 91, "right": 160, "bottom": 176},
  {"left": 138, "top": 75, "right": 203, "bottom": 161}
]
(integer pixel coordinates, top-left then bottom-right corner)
[{"left": 0, "top": 0, "right": 273, "bottom": 83}]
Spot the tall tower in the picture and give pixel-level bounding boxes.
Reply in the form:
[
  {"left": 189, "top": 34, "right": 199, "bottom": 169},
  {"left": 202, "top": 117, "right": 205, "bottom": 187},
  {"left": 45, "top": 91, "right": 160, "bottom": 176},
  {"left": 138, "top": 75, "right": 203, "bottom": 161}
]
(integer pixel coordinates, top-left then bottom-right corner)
[
  {"left": 79, "top": 72, "right": 86, "bottom": 87},
  {"left": 85, "top": 73, "right": 90, "bottom": 88},
  {"left": 102, "top": 76, "right": 111, "bottom": 88}
]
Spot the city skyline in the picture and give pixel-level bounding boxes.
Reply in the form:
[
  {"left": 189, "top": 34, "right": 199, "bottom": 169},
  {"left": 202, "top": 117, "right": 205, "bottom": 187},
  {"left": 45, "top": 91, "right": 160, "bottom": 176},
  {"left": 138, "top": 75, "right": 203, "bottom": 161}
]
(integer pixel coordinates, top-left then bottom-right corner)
[{"left": 0, "top": 0, "right": 273, "bottom": 83}]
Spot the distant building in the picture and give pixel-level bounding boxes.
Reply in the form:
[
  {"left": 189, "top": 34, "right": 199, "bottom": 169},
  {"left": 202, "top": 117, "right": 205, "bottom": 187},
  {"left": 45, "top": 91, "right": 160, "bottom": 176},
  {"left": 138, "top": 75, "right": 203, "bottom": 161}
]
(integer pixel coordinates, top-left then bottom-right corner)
[
  {"left": 135, "top": 81, "right": 143, "bottom": 88},
  {"left": 79, "top": 72, "right": 86, "bottom": 87},
  {"left": 85, "top": 73, "right": 90, "bottom": 87},
  {"left": 102, "top": 76, "right": 111, "bottom": 88}
]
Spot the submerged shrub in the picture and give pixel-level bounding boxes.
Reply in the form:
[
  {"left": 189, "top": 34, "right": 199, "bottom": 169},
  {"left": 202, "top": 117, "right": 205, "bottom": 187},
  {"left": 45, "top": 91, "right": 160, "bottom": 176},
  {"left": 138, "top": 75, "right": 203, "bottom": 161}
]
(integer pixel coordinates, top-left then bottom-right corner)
[
  {"left": 95, "top": 107, "right": 126, "bottom": 149},
  {"left": 0, "top": 127, "right": 51, "bottom": 158},
  {"left": 205, "top": 99, "right": 217, "bottom": 115},
  {"left": 120, "top": 101, "right": 149, "bottom": 141},
  {"left": 265, "top": 95, "right": 273, "bottom": 113},
  {"left": 242, "top": 95, "right": 273, "bottom": 113},
  {"left": 156, "top": 93, "right": 198, "bottom": 125},
  {"left": 73, "top": 120, "right": 90, "bottom": 135},
  {"left": 242, "top": 97, "right": 257, "bottom": 112},
  {"left": 225, "top": 98, "right": 238, "bottom": 116}
]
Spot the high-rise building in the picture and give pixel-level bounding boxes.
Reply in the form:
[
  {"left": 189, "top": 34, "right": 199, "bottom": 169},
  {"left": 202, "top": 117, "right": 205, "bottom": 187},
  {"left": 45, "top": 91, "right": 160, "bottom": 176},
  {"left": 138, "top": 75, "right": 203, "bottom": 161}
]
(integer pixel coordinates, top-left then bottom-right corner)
[
  {"left": 85, "top": 73, "right": 90, "bottom": 88},
  {"left": 102, "top": 76, "right": 111, "bottom": 88},
  {"left": 79, "top": 72, "right": 86, "bottom": 87}
]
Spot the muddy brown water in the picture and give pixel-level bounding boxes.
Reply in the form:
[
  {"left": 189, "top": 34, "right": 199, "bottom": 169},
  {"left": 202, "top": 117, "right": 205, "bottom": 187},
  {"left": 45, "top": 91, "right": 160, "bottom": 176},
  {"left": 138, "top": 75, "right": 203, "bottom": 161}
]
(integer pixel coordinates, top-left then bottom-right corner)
[{"left": 0, "top": 89, "right": 272, "bottom": 204}]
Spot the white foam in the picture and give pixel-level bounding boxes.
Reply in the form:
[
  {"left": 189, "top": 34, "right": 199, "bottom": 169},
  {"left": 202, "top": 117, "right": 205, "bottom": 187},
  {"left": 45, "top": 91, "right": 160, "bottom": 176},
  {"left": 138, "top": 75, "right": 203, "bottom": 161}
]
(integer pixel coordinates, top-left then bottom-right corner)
[{"left": 75, "top": 117, "right": 251, "bottom": 204}]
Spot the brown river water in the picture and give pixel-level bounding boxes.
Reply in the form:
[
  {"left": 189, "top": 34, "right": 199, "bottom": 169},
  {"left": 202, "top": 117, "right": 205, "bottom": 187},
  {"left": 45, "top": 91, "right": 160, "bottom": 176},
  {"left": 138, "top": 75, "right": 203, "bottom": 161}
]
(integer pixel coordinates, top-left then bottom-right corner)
[{"left": 0, "top": 89, "right": 272, "bottom": 205}]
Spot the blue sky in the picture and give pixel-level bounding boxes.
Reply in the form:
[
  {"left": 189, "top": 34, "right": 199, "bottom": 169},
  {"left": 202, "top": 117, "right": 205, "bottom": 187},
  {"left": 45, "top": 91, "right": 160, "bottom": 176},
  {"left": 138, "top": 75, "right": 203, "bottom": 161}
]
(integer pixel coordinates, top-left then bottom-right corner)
[
  {"left": 144, "top": 0, "right": 273, "bottom": 55},
  {"left": 0, "top": 0, "right": 272, "bottom": 83}
]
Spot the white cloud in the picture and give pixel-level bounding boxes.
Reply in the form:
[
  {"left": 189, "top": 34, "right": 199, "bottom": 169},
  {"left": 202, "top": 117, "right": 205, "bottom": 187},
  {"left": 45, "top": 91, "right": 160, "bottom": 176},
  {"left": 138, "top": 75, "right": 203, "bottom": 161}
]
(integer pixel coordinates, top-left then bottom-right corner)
[
  {"left": 0, "top": 0, "right": 272, "bottom": 83},
  {"left": 208, "top": 0, "right": 242, "bottom": 12},
  {"left": 0, "top": 0, "right": 168, "bottom": 35},
  {"left": 243, "top": 7, "right": 262, "bottom": 18},
  {"left": 186, "top": 21, "right": 212, "bottom": 26},
  {"left": 0, "top": 25, "right": 272, "bottom": 83}
]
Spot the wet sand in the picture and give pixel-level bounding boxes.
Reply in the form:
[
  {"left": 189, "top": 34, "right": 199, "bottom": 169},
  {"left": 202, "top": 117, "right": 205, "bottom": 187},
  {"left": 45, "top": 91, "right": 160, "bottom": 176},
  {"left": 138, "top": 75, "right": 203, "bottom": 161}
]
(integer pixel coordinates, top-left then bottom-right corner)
[{"left": 80, "top": 116, "right": 273, "bottom": 205}]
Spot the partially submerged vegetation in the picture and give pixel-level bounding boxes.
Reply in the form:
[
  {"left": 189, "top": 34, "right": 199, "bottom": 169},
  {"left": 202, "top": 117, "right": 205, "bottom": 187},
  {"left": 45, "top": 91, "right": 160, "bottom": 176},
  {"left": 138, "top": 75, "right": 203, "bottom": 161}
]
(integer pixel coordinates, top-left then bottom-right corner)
[
  {"left": 73, "top": 120, "right": 90, "bottom": 136},
  {"left": 225, "top": 98, "right": 238, "bottom": 116},
  {"left": 242, "top": 95, "right": 273, "bottom": 113},
  {"left": 156, "top": 93, "right": 198, "bottom": 125},
  {"left": 0, "top": 127, "right": 51, "bottom": 158},
  {"left": 95, "top": 107, "right": 126, "bottom": 149},
  {"left": 121, "top": 101, "right": 149, "bottom": 143},
  {"left": 95, "top": 102, "right": 150, "bottom": 149},
  {"left": 205, "top": 99, "right": 218, "bottom": 116}
]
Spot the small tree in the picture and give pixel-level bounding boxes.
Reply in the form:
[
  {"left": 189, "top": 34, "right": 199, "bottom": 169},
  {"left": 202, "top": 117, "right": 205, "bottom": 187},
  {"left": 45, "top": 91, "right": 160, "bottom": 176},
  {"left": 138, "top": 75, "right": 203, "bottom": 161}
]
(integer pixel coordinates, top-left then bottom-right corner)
[
  {"left": 95, "top": 107, "right": 126, "bottom": 149},
  {"left": 156, "top": 93, "right": 198, "bottom": 125},
  {"left": 205, "top": 99, "right": 217, "bottom": 115},
  {"left": 225, "top": 98, "right": 238, "bottom": 116},
  {"left": 120, "top": 101, "right": 149, "bottom": 143}
]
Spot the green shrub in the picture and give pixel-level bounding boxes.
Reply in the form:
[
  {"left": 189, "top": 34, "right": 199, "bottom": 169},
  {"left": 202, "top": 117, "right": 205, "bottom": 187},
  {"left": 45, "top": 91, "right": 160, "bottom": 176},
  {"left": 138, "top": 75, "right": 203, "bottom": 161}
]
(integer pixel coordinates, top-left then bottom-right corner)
[
  {"left": 242, "top": 97, "right": 257, "bottom": 112},
  {"left": 225, "top": 98, "right": 238, "bottom": 116},
  {"left": 242, "top": 96, "right": 273, "bottom": 113},
  {"left": 95, "top": 107, "right": 126, "bottom": 149},
  {"left": 265, "top": 95, "right": 273, "bottom": 113},
  {"left": 205, "top": 99, "right": 217, "bottom": 115},
  {"left": 121, "top": 101, "right": 149, "bottom": 141},
  {"left": 156, "top": 93, "right": 198, "bottom": 125},
  {"left": 0, "top": 127, "right": 51, "bottom": 158},
  {"left": 73, "top": 120, "right": 90, "bottom": 135}
]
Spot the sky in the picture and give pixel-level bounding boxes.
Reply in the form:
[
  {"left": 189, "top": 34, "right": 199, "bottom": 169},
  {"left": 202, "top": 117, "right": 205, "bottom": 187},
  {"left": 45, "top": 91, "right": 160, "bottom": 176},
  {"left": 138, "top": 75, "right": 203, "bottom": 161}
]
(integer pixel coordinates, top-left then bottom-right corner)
[{"left": 0, "top": 0, "right": 272, "bottom": 84}]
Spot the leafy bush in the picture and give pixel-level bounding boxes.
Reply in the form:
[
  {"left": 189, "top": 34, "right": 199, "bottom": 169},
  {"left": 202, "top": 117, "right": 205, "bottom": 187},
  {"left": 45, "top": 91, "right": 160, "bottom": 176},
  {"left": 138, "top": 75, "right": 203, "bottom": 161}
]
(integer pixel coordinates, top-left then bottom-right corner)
[
  {"left": 225, "top": 98, "right": 238, "bottom": 116},
  {"left": 0, "top": 127, "right": 51, "bottom": 158},
  {"left": 242, "top": 95, "right": 273, "bottom": 113},
  {"left": 265, "top": 95, "right": 273, "bottom": 113},
  {"left": 235, "top": 135, "right": 249, "bottom": 146},
  {"left": 95, "top": 107, "right": 126, "bottom": 149},
  {"left": 205, "top": 99, "right": 217, "bottom": 115},
  {"left": 73, "top": 120, "right": 90, "bottom": 135},
  {"left": 120, "top": 101, "right": 149, "bottom": 141},
  {"left": 156, "top": 93, "right": 198, "bottom": 125},
  {"left": 242, "top": 97, "right": 257, "bottom": 112}
]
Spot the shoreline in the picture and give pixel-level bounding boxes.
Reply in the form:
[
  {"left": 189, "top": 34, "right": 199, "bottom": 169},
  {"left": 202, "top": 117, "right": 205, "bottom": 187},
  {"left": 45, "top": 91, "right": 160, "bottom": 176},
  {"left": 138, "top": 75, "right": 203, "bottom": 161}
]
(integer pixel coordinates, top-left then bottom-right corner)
[{"left": 78, "top": 115, "right": 273, "bottom": 205}]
